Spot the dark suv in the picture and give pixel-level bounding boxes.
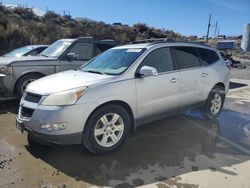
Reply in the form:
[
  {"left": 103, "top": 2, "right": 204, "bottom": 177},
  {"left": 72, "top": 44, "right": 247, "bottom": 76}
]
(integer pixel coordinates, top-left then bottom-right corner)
[{"left": 0, "top": 37, "right": 116, "bottom": 97}]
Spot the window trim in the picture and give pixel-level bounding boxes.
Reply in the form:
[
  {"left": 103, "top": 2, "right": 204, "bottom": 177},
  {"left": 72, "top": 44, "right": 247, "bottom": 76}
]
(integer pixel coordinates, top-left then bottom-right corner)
[{"left": 135, "top": 47, "right": 178, "bottom": 77}]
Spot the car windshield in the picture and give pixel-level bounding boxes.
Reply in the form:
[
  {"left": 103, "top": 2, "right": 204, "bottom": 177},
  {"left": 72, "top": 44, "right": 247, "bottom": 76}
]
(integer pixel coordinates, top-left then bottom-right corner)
[
  {"left": 3, "top": 46, "right": 34, "bottom": 57},
  {"left": 80, "top": 48, "right": 145, "bottom": 75},
  {"left": 40, "top": 40, "right": 72, "bottom": 58}
]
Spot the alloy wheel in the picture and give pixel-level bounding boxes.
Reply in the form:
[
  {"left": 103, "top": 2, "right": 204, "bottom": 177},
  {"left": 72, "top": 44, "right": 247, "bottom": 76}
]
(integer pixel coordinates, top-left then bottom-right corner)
[
  {"left": 94, "top": 113, "right": 124, "bottom": 147},
  {"left": 210, "top": 93, "right": 222, "bottom": 115}
]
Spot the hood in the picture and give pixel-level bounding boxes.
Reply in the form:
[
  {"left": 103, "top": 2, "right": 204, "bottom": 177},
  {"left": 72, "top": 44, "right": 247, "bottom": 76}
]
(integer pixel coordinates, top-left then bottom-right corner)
[
  {"left": 0, "top": 56, "right": 55, "bottom": 66},
  {"left": 27, "top": 70, "right": 115, "bottom": 95}
]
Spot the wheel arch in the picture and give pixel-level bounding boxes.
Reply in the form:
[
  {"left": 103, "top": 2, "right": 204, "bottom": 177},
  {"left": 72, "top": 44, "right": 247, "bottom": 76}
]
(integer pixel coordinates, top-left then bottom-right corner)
[
  {"left": 213, "top": 82, "right": 226, "bottom": 94},
  {"left": 214, "top": 82, "right": 225, "bottom": 90},
  {"left": 86, "top": 100, "right": 136, "bottom": 133}
]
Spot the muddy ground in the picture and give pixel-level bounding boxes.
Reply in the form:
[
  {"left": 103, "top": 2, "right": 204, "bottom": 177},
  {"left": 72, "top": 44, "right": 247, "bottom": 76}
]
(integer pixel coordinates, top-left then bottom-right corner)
[{"left": 0, "top": 81, "right": 250, "bottom": 188}]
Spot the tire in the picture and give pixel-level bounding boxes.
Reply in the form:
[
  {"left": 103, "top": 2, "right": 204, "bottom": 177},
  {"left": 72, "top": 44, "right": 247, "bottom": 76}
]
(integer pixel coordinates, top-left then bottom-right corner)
[
  {"left": 82, "top": 104, "right": 130, "bottom": 154},
  {"left": 203, "top": 86, "right": 225, "bottom": 119},
  {"left": 15, "top": 74, "right": 43, "bottom": 97}
]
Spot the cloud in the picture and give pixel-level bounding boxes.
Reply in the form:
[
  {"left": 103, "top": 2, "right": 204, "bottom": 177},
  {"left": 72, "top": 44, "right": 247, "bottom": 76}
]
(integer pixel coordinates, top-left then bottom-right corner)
[{"left": 204, "top": 0, "right": 248, "bottom": 12}]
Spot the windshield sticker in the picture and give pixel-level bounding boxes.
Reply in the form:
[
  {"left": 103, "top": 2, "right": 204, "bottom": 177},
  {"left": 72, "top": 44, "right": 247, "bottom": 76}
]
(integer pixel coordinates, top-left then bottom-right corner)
[{"left": 126, "top": 49, "right": 142, "bottom": 53}]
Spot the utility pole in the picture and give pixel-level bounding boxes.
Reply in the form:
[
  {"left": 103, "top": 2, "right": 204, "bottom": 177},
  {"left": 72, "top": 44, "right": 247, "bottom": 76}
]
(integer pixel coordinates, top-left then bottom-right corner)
[
  {"left": 206, "top": 14, "right": 211, "bottom": 42},
  {"left": 214, "top": 20, "right": 218, "bottom": 37}
]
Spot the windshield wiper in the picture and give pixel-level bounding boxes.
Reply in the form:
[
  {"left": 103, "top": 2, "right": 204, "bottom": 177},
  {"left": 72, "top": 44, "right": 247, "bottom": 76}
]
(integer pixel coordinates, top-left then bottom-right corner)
[{"left": 84, "top": 70, "right": 105, "bottom": 75}]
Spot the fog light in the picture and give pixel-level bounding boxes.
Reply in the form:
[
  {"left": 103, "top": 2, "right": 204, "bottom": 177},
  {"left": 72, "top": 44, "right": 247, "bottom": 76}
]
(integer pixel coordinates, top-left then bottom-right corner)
[{"left": 40, "top": 123, "right": 67, "bottom": 132}]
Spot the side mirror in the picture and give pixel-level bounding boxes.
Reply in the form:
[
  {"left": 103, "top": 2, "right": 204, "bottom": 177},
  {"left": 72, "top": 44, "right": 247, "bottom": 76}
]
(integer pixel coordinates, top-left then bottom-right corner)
[
  {"left": 66, "top": 53, "right": 77, "bottom": 61},
  {"left": 139, "top": 66, "right": 158, "bottom": 77}
]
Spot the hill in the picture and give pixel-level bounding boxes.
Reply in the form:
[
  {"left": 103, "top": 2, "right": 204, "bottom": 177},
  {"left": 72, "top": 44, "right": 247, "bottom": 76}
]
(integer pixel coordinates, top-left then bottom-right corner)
[{"left": 0, "top": 4, "right": 184, "bottom": 55}]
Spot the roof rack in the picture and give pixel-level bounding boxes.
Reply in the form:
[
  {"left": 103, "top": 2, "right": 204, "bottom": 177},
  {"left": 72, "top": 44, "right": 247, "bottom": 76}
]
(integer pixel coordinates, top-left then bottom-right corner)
[
  {"left": 130, "top": 38, "right": 211, "bottom": 48},
  {"left": 101, "top": 39, "right": 115, "bottom": 42},
  {"left": 77, "top": 36, "right": 94, "bottom": 40},
  {"left": 131, "top": 38, "right": 174, "bottom": 44},
  {"left": 76, "top": 37, "right": 117, "bottom": 44}
]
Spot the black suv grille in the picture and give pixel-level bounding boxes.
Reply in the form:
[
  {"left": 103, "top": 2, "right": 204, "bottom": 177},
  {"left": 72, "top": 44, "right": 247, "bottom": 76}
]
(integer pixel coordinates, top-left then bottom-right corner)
[
  {"left": 25, "top": 93, "right": 42, "bottom": 103},
  {"left": 21, "top": 107, "right": 34, "bottom": 118}
]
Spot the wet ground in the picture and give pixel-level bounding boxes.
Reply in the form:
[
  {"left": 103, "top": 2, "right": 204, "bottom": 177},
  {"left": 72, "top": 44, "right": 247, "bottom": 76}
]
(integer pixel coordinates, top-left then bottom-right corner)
[{"left": 1, "top": 83, "right": 250, "bottom": 188}]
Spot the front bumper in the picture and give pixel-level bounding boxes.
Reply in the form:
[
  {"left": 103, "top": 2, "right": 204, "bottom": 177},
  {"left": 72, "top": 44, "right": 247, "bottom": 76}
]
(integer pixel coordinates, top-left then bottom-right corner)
[
  {"left": 17, "top": 99, "right": 96, "bottom": 145},
  {"left": 0, "top": 74, "right": 6, "bottom": 93},
  {"left": 0, "top": 74, "right": 15, "bottom": 96},
  {"left": 16, "top": 117, "right": 82, "bottom": 145}
]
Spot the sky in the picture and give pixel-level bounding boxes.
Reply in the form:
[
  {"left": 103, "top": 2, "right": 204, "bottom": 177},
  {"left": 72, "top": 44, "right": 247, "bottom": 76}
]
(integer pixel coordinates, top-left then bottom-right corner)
[{"left": 2, "top": 0, "right": 250, "bottom": 37}]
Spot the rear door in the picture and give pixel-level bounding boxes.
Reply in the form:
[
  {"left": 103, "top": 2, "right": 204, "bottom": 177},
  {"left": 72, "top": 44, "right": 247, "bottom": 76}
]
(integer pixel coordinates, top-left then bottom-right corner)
[
  {"left": 136, "top": 47, "right": 181, "bottom": 120},
  {"left": 172, "top": 46, "right": 204, "bottom": 106},
  {"left": 59, "top": 42, "right": 94, "bottom": 71},
  {"left": 196, "top": 48, "right": 221, "bottom": 100}
]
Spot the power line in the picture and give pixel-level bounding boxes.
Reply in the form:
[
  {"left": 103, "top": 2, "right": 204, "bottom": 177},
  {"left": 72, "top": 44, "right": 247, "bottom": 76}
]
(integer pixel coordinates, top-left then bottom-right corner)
[
  {"left": 206, "top": 14, "right": 211, "bottom": 42},
  {"left": 206, "top": 14, "right": 219, "bottom": 41},
  {"left": 214, "top": 20, "right": 218, "bottom": 37}
]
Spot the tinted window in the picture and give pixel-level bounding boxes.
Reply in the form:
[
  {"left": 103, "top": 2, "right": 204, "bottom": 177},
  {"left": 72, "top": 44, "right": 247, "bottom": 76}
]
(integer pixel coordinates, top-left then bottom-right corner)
[
  {"left": 141, "top": 48, "right": 174, "bottom": 73},
  {"left": 97, "top": 43, "right": 114, "bottom": 52},
  {"left": 36, "top": 47, "right": 47, "bottom": 54},
  {"left": 94, "top": 43, "right": 115, "bottom": 56},
  {"left": 26, "top": 50, "right": 39, "bottom": 56},
  {"left": 173, "top": 47, "right": 200, "bottom": 69},
  {"left": 69, "top": 43, "right": 93, "bottom": 60},
  {"left": 197, "top": 48, "right": 220, "bottom": 65}
]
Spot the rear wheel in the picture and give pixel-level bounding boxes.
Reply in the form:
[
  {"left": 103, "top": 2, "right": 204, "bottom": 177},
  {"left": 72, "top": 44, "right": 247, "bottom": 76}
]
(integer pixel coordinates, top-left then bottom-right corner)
[
  {"left": 82, "top": 104, "right": 130, "bottom": 154},
  {"left": 15, "top": 74, "right": 43, "bottom": 97},
  {"left": 204, "top": 86, "right": 225, "bottom": 119}
]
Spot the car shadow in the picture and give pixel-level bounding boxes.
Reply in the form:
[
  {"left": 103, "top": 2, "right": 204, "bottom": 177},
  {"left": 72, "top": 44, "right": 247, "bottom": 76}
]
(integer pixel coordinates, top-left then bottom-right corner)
[
  {"left": 229, "top": 81, "right": 248, "bottom": 89},
  {"left": 0, "top": 100, "right": 19, "bottom": 114},
  {"left": 25, "top": 109, "right": 250, "bottom": 187}
]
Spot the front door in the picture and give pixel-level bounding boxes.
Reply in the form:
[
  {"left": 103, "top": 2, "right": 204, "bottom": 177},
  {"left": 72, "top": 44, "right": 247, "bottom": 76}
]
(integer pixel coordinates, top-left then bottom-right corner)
[{"left": 136, "top": 47, "right": 180, "bottom": 120}]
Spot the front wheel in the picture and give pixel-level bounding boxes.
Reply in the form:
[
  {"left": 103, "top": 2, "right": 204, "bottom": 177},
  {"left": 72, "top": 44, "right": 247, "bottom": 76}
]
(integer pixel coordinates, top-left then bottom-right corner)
[
  {"left": 82, "top": 104, "right": 130, "bottom": 154},
  {"left": 203, "top": 86, "right": 225, "bottom": 119}
]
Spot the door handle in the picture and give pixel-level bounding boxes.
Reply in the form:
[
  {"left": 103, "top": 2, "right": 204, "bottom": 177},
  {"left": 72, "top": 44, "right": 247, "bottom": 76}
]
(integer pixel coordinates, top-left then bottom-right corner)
[
  {"left": 201, "top": 73, "right": 208, "bottom": 77},
  {"left": 170, "top": 78, "right": 179, "bottom": 83}
]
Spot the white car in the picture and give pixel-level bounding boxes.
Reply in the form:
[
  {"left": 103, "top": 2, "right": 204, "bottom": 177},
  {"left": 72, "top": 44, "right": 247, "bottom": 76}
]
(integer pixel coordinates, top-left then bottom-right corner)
[{"left": 16, "top": 40, "right": 230, "bottom": 154}]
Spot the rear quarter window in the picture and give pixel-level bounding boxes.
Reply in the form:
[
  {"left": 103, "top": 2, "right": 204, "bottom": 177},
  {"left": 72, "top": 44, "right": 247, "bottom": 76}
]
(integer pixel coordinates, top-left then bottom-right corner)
[{"left": 197, "top": 48, "right": 220, "bottom": 66}]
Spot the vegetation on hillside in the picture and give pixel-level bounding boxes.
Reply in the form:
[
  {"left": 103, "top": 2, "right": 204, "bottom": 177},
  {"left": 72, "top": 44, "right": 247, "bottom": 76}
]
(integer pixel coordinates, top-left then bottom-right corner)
[{"left": 0, "top": 4, "right": 184, "bottom": 55}]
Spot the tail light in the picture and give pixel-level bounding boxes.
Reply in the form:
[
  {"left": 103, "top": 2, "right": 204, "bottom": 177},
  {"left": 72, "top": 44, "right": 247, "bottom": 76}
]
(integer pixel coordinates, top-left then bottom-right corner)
[
  {"left": 226, "top": 64, "right": 231, "bottom": 70},
  {"left": 225, "top": 60, "right": 232, "bottom": 70}
]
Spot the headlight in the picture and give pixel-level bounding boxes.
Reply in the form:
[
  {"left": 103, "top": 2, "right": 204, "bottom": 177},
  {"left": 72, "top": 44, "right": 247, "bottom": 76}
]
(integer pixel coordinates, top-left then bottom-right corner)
[
  {"left": 42, "top": 87, "right": 87, "bottom": 106},
  {"left": 0, "top": 66, "right": 13, "bottom": 75}
]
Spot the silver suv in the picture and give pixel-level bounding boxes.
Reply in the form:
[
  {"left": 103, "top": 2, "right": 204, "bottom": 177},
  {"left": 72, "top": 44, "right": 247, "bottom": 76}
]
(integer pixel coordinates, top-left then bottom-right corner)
[
  {"left": 16, "top": 40, "right": 230, "bottom": 154},
  {"left": 0, "top": 37, "right": 116, "bottom": 97}
]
